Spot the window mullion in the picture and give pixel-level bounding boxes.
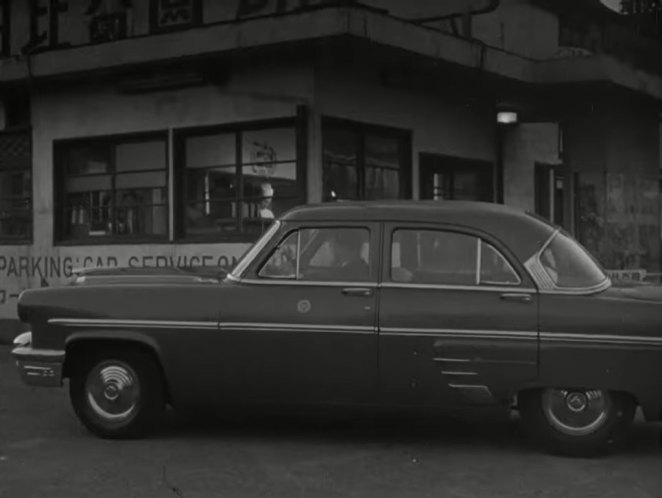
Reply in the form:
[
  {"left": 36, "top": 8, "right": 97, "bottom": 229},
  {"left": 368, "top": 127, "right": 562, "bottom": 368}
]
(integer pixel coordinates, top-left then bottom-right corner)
[{"left": 235, "top": 131, "right": 243, "bottom": 232}]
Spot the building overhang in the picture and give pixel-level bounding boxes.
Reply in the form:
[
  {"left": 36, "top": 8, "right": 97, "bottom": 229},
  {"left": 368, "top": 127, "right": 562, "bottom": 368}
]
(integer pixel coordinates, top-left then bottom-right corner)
[{"left": 1, "top": 4, "right": 660, "bottom": 101}]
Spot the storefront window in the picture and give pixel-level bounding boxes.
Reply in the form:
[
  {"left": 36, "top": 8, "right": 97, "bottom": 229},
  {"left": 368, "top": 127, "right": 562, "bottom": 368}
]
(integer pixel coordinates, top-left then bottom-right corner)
[
  {"left": 0, "top": 130, "right": 32, "bottom": 242},
  {"left": 55, "top": 135, "right": 168, "bottom": 242},
  {"left": 322, "top": 119, "right": 411, "bottom": 202},
  {"left": 179, "top": 121, "right": 302, "bottom": 239}
]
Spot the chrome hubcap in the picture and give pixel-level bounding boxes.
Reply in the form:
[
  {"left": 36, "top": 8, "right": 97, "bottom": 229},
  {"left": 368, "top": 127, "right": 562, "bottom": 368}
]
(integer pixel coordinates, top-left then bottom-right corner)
[
  {"left": 542, "top": 388, "right": 611, "bottom": 436},
  {"left": 85, "top": 361, "right": 140, "bottom": 423}
]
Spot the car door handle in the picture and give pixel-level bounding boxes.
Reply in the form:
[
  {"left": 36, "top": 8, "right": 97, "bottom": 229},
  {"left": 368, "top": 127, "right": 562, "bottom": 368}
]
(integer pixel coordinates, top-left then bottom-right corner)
[
  {"left": 500, "top": 293, "right": 533, "bottom": 303},
  {"left": 341, "top": 287, "right": 374, "bottom": 297}
]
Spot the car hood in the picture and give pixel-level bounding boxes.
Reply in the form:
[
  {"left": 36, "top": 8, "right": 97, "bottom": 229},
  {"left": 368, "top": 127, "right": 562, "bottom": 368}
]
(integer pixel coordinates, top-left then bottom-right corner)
[{"left": 68, "top": 265, "right": 227, "bottom": 286}]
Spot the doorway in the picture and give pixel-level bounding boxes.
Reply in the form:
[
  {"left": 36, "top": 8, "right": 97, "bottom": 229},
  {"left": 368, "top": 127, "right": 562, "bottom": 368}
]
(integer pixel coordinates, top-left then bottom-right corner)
[{"left": 419, "top": 153, "right": 495, "bottom": 202}]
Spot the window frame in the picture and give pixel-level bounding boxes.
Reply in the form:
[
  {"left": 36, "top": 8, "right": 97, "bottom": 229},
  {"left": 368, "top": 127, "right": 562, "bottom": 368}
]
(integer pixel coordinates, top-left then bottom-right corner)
[
  {"left": 173, "top": 114, "right": 307, "bottom": 243},
  {"left": 383, "top": 223, "right": 528, "bottom": 290},
  {"left": 0, "top": 126, "right": 33, "bottom": 244},
  {"left": 256, "top": 225, "right": 374, "bottom": 283},
  {"left": 240, "top": 221, "right": 378, "bottom": 284},
  {"left": 322, "top": 117, "right": 412, "bottom": 202},
  {"left": 53, "top": 130, "right": 170, "bottom": 246}
]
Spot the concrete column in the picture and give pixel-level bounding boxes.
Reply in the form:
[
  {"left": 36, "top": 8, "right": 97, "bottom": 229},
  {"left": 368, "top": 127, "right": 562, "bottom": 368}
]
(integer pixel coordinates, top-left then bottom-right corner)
[{"left": 306, "top": 107, "right": 322, "bottom": 204}]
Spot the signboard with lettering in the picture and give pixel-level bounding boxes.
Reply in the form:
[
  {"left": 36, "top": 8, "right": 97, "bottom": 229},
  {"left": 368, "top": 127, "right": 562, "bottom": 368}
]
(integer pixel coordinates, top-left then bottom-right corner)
[
  {"left": 0, "top": 243, "right": 250, "bottom": 320},
  {"left": 359, "top": 0, "right": 497, "bottom": 21},
  {"left": 0, "top": 0, "right": 508, "bottom": 57}
]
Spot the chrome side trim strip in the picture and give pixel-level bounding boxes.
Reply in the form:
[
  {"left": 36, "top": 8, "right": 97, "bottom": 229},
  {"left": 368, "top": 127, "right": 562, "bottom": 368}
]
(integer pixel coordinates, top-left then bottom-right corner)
[
  {"left": 48, "top": 318, "right": 376, "bottom": 334},
  {"left": 48, "top": 318, "right": 218, "bottom": 330},
  {"left": 379, "top": 283, "right": 536, "bottom": 293},
  {"left": 441, "top": 371, "right": 477, "bottom": 376},
  {"left": 220, "top": 322, "right": 376, "bottom": 334},
  {"left": 239, "top": 279, "right": 378, "bottom": 288},
  {"left": 381, "top": 328, "right": 537, "bottom": 340},
  {"left": 540, "top": 332, "right": 662, "bottom": 347},
  {"left": 434, "top": 357, "right": 472, "bottom": 363}
]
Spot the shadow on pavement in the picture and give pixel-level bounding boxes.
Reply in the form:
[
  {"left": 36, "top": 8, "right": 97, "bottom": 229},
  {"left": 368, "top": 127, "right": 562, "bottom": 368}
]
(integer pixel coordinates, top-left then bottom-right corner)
[{"left": 152, "top": 405, "right": 660, "bottom": 457}]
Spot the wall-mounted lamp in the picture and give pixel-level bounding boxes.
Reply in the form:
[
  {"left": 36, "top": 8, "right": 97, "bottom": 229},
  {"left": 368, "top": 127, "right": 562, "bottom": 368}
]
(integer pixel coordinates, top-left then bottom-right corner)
[{"left": 497, "top": 111, "right": 518, "bottom": 125}]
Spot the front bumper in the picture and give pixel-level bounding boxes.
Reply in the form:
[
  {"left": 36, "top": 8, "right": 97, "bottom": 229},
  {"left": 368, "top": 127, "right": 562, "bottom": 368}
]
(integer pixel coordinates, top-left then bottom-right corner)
[{"left": 11, "top": 332, "right": 65, "bottom": 388}]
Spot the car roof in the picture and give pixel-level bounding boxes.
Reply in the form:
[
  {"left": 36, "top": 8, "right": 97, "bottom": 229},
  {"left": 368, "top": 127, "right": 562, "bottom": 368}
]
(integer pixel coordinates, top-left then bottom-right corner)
[{"left": 281, "top": 200, "right": 557, "bottom": 261}]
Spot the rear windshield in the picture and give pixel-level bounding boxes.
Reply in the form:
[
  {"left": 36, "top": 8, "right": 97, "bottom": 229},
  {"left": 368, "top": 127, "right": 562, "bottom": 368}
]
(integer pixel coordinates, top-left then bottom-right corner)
[{"left": 539, "top": 231, "right": 608, "bottom": 289}]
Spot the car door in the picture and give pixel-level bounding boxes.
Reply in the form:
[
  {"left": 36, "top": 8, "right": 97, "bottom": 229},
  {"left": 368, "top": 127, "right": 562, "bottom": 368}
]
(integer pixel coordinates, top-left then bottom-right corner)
[
  {"left": 216, "top": 222, "right": 380, "bottom": 405},
  {"left": 378, "top": 222, "right": 539, "bottom": 407}
]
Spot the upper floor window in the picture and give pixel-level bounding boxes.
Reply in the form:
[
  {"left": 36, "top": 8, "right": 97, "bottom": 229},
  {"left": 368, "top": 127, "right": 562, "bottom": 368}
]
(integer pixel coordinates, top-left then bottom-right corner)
[
  {"left": 54, "top": 134, "right": 168, "bottom": 242},
  {"left": 322, "top": 119, "right": 411, "bottom": 202},
  {"left": 390, "top": 228, "right": 520, "bottom": 286},
  {"left": 0, "top": 129, "right": 32, "bottom": 242},
  {"left": 177, "top": 121, "right": 303, "bottom": 240},
  {"left": 259, "top": 227, "right": 372, "bottom": 282}
]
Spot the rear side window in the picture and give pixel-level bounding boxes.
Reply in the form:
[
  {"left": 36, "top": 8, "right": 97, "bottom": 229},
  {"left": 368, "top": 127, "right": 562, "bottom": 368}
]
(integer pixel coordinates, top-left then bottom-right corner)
[{"left": 391, "top": 228, "right": 520, "bottom": 286}]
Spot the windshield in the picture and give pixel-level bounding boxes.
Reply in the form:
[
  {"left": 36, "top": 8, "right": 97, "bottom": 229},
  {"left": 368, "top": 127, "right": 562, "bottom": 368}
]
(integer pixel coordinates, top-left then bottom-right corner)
[
  {"left": 539, "top": 231, "right": 608, "bottom": 289},
  {"left": 228, "top": 221, "right": 281, "bottom": 279}
]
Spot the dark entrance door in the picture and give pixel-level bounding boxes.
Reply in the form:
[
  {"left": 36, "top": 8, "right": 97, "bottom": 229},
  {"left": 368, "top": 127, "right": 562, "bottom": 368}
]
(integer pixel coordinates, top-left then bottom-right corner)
[{"left": 419, "top": 153, "right": 494, "bottom": 202}]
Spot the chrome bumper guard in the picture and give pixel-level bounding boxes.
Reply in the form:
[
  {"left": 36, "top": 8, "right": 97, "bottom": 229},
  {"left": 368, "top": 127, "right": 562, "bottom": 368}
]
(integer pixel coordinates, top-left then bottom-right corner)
[{"left": 11, "top": 332, "right": 65, "bottom": 388}]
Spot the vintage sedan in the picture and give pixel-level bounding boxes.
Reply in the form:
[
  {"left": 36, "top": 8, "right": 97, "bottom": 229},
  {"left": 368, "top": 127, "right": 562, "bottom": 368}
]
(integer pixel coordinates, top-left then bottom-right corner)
[{"left": 11, "top": 201, "right": 662, "bottom": 456}]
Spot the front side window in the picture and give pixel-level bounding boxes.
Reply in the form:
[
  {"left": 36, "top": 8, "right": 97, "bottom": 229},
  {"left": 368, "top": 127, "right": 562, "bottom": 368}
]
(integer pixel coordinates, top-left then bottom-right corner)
[
  {"left": 55, "top": 135, "right": 168, "bottom": 242},
  {"left": 259, "top": 227, "right": 371, "bottom": 282},
  {"left": 180, "top": 123, "right": 302, "bottom": 240},
  {"left": 323, "top": 119, "right": 410, "bottom": 202},
  {"left": 0, "top": 130, "right": 32, "bottom": 241},
  {"left": 391, "top": 229, "right": 520, "bottom": 286},
  {"left": 539, "top": 231, "right": 607, "bottom": 288}
]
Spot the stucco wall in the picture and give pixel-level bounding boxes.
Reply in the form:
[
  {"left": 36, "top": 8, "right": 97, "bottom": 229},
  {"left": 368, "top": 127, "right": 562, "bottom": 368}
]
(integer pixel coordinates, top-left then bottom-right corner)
[
  {"left": 502, "top": 123, "right": 560, "bottom": 212},
  {"left": 314, "top": 59, "right": 497, "bottom": 200},
  {"left": 0, "top": 60, "right": 314, "bottom": 322},
  {"left": 472, "top": 0, "right": 561, "bottom": 60}
]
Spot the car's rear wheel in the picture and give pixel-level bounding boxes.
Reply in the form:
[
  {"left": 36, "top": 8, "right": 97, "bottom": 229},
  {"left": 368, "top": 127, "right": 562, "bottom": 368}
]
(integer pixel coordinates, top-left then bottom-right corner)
[
  {"left": 519, "top": 387, "right": 635, "bottom": 457},
  {"left": 69, "top": 347, "right": 165, "bottom": 439}
]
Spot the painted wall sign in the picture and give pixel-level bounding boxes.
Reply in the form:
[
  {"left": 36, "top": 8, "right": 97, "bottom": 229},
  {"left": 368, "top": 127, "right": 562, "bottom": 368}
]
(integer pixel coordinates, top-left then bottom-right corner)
[
  {"left": 150, "top": 0, "right": 202, "bottom": 34},
  {"left": 605, "top": 269, "right": 648, "bottom": 281},
  {"left": 0, "top": 243, "right": 250, "bottom": 319}
]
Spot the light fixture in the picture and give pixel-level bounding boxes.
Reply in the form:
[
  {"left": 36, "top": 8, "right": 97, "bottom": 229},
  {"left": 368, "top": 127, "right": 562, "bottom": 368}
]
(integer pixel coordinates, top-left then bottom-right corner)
[{"left": 497, "top": 111, "right": 518, "bottom": 125}]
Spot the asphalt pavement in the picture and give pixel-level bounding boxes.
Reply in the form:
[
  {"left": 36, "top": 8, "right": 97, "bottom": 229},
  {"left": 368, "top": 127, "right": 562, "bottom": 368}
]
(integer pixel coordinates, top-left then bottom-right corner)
[{"left": 1, "top": 345, "right": 660, "bottom": 498}]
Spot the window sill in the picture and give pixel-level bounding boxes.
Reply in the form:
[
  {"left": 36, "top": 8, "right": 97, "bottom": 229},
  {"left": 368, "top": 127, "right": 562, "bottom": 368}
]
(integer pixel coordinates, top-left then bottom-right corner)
[
  {"left": 55, "top": 236, "right": 169, "bottom": 247},
  {"left": 175, "top": 233, "right": 262, "bottom": 245},
  {"left": 0, "top": 238, "right": 33, "bottom": 246}
]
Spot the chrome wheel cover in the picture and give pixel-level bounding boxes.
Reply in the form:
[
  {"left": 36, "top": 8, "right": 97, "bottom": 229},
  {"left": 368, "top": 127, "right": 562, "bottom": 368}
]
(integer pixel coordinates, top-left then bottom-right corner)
[
  {"left": 85, "top": 360, "right": 140, "bottom": 424},
  {"left": 542, "top": 388, "right": 611, "bottom": 436}
]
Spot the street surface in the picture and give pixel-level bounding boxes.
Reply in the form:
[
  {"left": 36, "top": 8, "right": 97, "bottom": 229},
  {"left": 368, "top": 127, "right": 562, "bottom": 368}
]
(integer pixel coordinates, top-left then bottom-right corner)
[{"left": 1, "top": 346, "right": 660, "bottom": 498}]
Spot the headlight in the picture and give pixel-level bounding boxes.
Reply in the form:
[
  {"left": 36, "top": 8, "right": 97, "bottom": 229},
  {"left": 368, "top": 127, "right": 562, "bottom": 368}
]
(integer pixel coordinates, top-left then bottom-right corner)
[{"left": 13, "top": 331, "right": 32, "bottom": 347}]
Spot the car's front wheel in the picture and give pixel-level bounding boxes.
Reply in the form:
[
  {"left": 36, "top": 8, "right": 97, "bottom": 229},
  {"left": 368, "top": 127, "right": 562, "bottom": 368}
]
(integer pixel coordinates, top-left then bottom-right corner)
[
  {"left": 69, "top": 347, "right": 166, "bottom": 439},
  {"left": 519, "top": 387, "right": 635, "bottom": 457}
]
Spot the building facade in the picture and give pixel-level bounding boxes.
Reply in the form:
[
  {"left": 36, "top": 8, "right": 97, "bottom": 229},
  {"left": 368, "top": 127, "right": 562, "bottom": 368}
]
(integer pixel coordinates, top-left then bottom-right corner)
[{"left": 0, "top": 0, "right": 661, "bottom": 338}]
